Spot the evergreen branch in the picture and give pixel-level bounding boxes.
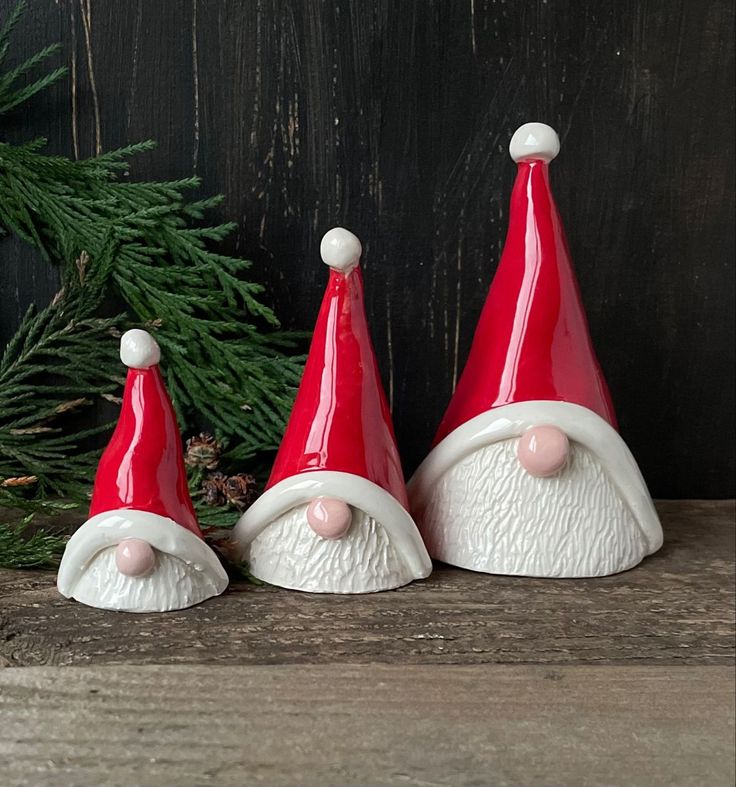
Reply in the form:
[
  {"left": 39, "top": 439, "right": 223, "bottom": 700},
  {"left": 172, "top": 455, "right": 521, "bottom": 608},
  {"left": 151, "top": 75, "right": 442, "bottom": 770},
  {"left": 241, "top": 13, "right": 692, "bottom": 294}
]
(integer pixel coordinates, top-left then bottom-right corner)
[
  {"left": 0, "top": 490, "right": 76, "bottom": 569},
  {"left": 0, "top": 13, "right": 66, "bottom": 115},
  {"left": 0, "top": 139, "right": 304, "bottom": 460},
  {"left": 0, "top": 2, "right": 304, "bottom": 550},
  {"left": 0, "top": 42, "right": 62, "bottom": 90},
  {"left": 0, "top": 518, "right": 67, "bottom": 568},
  {"left": 0, "top": 2, "right": 302, "bottom": 519},
  {"left": 0, "top": 65, "right": 67, "bottom": 114},
  {"left": 0, "top": 0, "right": 25, "bottom": 68}
]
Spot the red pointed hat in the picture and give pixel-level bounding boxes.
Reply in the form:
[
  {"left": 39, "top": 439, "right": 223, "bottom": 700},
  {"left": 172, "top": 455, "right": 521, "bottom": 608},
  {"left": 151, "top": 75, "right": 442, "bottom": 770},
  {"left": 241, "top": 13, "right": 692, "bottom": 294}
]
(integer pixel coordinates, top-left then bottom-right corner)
[
  {"left": 433, "top": 122, "right": 617, "bottom": 446},
  {"left": 89, "top": 329, "right": 202, "bottom": 538},
  {"left": 232, "top": 229, "right": 431, "bottom": 582},
  {"left": 267, "top": 228, "right": 408, "bottom": 508}
]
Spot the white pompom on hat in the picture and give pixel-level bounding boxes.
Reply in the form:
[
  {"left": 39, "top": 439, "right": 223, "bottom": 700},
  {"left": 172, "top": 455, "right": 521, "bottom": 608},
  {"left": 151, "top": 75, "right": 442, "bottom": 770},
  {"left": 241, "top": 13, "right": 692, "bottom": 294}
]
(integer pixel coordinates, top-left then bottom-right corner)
[
  {"left": 509, "top": 122, "right": 560, "bottom": 163},
  {"left": 120, "top": 328, "right": 161, "bottom": 369},
  {"left": 320, "top": 227, "right": 362, "bottom": 273}
]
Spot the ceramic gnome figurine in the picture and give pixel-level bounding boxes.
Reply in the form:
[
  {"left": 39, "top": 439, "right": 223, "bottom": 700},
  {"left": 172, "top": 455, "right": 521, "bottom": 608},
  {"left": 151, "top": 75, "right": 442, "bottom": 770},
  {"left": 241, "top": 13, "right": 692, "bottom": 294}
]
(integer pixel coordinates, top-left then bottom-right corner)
[
  {"left": 408, "top": 123, "right": 663, "bottom": 578},
  {"left": 232, "top": 228, "right": 432, "bottom": 593},
  {"left": 57, "top": 329, "right": 228, "bottom": 611}
]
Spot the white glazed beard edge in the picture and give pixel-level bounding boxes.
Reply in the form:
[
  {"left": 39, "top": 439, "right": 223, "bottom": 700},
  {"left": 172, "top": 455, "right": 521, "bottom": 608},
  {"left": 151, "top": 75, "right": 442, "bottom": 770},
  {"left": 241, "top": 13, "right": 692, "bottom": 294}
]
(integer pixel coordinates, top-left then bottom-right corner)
[
  {"left": 409, "top": 400, "right": 663, "bottom": 567},
  {"left": 232, "top": 470, "right": 432, "bottom": 585},
  {"left": 246, "top": 503, "right": 415, "bottom": 593},
  {"left": 57, "top": 509, "right": 228, "bottom": 611},
  {"left": 418, "top": 437, "right": 648, "bottom": 577},
  {"left": 70, "top": 546, "right": 226, "bottom": 612}
]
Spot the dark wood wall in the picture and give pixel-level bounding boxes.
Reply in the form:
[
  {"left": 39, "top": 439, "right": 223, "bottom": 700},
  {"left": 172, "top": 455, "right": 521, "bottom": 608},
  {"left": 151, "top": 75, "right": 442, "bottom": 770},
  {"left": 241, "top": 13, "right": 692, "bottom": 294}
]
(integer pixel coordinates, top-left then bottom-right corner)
[{"left": 1, "top": 0, "right": 734, "bottom": 497}]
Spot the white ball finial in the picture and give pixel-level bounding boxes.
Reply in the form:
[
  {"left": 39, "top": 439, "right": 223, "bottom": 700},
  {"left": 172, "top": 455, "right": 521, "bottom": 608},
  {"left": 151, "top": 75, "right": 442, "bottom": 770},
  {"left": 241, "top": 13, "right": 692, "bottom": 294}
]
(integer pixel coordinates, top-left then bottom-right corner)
[
  {"left": 320, "top": 227, "right": 362, "bottom": 273},
  {"left": 509, "top": 122, "right": 560, "bottom": 163},
  {"left": 120, "top": 329, "right": 161, "bottom": 369}
]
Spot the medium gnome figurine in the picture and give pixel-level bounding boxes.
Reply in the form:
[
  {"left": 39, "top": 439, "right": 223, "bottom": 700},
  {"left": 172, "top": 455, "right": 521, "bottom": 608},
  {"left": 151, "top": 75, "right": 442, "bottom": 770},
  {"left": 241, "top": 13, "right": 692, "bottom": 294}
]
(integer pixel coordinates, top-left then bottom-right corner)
[
  {"left": 57, "top": 329, "right": 228, "bottom": 611},
  {"left": 409, "top": 123, "right": 663, "bottom": 578},
  {"left": 232, "top": 228, "right": 432, "bottom": 593}
]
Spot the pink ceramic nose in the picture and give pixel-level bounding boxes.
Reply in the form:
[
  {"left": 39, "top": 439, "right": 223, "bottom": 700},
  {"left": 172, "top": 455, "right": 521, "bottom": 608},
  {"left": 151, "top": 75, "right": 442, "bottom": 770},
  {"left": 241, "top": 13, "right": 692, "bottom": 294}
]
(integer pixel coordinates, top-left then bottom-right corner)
[
  {"left": 517, "top": 425, "right": 570, "bottom": 477},
  {"left": 115, "top": 538, "right": 156, "bottom": 577},
  {"left": 306, "top": 498, "right": 352, "bottom": 539}
]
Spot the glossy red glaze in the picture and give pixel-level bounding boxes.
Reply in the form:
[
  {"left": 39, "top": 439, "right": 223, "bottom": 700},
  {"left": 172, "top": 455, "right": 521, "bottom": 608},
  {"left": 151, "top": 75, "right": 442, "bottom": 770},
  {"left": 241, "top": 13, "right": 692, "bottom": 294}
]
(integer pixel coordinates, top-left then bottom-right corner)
[
  {"left": 267, "top": 267, "right": 409, "bottom": 509},
  {"left": 89, "top": 366, "right": 203, "bottom": 538},
  {"left": 434, "top": 159, "right": 617, "bottom": 446}
]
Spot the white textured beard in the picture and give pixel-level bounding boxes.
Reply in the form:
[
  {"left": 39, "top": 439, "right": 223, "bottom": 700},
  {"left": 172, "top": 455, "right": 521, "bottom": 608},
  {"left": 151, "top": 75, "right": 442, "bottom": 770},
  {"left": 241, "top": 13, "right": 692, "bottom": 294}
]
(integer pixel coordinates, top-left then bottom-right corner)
[
  {"left": 417, "top": 438, "right": 647, "bottom": 577},
  {"left": 70, "top": 547, "right": 225, "bottom": 612},
  {"left": 246, "top": 504, "right": 413, "bottom": 593}
]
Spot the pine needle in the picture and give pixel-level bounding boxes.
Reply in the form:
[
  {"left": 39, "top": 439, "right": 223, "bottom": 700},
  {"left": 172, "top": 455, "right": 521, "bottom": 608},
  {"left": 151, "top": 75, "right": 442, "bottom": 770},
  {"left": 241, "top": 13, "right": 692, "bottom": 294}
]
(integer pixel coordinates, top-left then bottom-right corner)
[{"left": 0, "top": 519, "right": 67, "bottom": 568}]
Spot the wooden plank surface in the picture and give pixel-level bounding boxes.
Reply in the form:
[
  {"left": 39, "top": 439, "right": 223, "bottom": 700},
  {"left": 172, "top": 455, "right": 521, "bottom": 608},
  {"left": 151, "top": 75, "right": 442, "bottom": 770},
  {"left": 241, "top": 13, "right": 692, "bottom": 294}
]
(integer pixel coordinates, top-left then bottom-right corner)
[
  {"left": 1, "top": 0, "right": 734, "bottom": 498},
  {"left": 1, "top": 500, "right": 733, "bottom": 668},
  {"left": 0, "top": 664, "right": 733, "bottom": 786}
]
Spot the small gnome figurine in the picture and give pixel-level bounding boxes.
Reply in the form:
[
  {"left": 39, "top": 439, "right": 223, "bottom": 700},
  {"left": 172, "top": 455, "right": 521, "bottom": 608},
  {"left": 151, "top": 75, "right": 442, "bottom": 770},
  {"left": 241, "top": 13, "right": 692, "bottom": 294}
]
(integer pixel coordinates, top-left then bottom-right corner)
[
  {"left": 57, "top": 329, "right": 228, "bottom": 612},
  {"left": 409, "top": 123, "right": 663, "bottom": 578},
  {"left": 232, "top": 228, "right": 432, "bottom": 593}
]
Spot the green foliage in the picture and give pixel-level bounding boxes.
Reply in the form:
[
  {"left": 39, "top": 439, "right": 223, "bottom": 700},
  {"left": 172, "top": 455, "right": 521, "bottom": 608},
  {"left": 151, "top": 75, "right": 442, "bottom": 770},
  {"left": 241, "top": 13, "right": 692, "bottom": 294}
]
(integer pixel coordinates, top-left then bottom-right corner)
[
  {"left": 0, "top": 493, "right": 75, "bottom": 569},
  {"left": 0, "top": 252, "right": 122, "bottom": 498},
  {"left": 0, "top": 2, "right": 303, "bottom": 567},
  {"left": 0, "top": 518, "right": 67, "bottom": 568},
  {"left": 0, "top": 139, "right": 304, "bottom": 457}
]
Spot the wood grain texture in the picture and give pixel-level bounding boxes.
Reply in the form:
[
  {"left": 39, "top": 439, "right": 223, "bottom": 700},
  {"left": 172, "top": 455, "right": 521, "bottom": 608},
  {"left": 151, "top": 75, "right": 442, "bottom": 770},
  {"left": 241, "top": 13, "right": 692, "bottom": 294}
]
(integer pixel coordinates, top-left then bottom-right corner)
[
  {"left": 0, "top": 664, "right": 733, "bottom": 786},
  {"left": 0, "top": 500, "right": 733, "bottom": 668},
  {"left": 0, "top": 1, "right": 733, "bottom": 498}
]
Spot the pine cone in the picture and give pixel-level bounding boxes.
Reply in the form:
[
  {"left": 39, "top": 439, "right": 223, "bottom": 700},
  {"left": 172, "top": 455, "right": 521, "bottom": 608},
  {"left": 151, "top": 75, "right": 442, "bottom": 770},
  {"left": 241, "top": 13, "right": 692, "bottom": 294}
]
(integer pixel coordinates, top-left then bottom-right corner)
[
  {"left": 201, "top": 472, "right": 227, "bottom": 506},
  {"left": 185, "top": 432, "right": 221, "bottom": 470},
  {"left": 223, "top": 473, "right": 259, "bottom": 511}
]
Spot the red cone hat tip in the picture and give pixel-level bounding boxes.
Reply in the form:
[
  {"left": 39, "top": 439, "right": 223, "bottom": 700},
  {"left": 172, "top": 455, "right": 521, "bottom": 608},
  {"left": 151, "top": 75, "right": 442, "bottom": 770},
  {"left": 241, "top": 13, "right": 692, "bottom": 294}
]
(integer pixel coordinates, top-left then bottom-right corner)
[
  {"left": 320, "top": 227, "right": 362, "bottom": 273},
  {"left": 89, "top": 327, "right": 202, "bottom": 537},
  {"left": 432, "top": 121, "right": 617, "bottom": 445},
  {"left": 266, "top": 226, "right": 409, "bottom": 508},
  {"left": 120, "top": 329, "right": 160, "bottom": 369},
  {"left": 509, "top": 122, "right": 560, "bottom": 163}
]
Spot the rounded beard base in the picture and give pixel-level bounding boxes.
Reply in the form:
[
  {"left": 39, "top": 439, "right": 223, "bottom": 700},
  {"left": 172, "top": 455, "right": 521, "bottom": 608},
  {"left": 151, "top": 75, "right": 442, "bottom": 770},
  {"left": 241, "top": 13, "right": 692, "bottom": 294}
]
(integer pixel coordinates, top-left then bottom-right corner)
[
  {"left": 418, "top": 438, "right": 647, "bottom": 577},
  {"left": 70, "top": 547, "right": 225, "bottom": 612},
  {"left": 247, "top": 504, "right": 414, "bottom": 593}
]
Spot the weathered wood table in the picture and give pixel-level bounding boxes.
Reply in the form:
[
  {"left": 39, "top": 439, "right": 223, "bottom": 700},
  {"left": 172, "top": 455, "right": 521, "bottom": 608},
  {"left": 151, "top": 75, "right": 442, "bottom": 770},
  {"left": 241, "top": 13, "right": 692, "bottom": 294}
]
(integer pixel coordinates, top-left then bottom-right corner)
[{"left": 1, "top": 500, "right": 734, "bottom": 785}]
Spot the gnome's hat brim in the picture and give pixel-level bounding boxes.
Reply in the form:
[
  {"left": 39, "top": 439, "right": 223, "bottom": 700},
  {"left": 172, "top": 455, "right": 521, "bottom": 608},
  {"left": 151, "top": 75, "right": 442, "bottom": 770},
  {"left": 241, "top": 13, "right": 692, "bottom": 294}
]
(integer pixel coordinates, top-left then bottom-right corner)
[
  {"left": 57, "top": 509, "right": 228, "bottom": 599},
  {"left": 408, "top": 400, "right": 662, "bottom": 554},
  {"left": 233, "top": 470, "right": 432, "bottom": 579}
]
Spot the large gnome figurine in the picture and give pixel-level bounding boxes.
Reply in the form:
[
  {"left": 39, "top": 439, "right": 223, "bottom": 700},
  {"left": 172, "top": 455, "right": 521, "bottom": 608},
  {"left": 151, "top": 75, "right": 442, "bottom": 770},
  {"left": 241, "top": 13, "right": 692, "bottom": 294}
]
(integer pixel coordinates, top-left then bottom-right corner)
[
  {"left": 232, "top": 228, "right": 432, "bottom": 593},
  {"left": 409, "top": 123, "right": 663, "bottom": 578},
  {"left": 57, "top": 329, "right": 228, "bottom": 611}
]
